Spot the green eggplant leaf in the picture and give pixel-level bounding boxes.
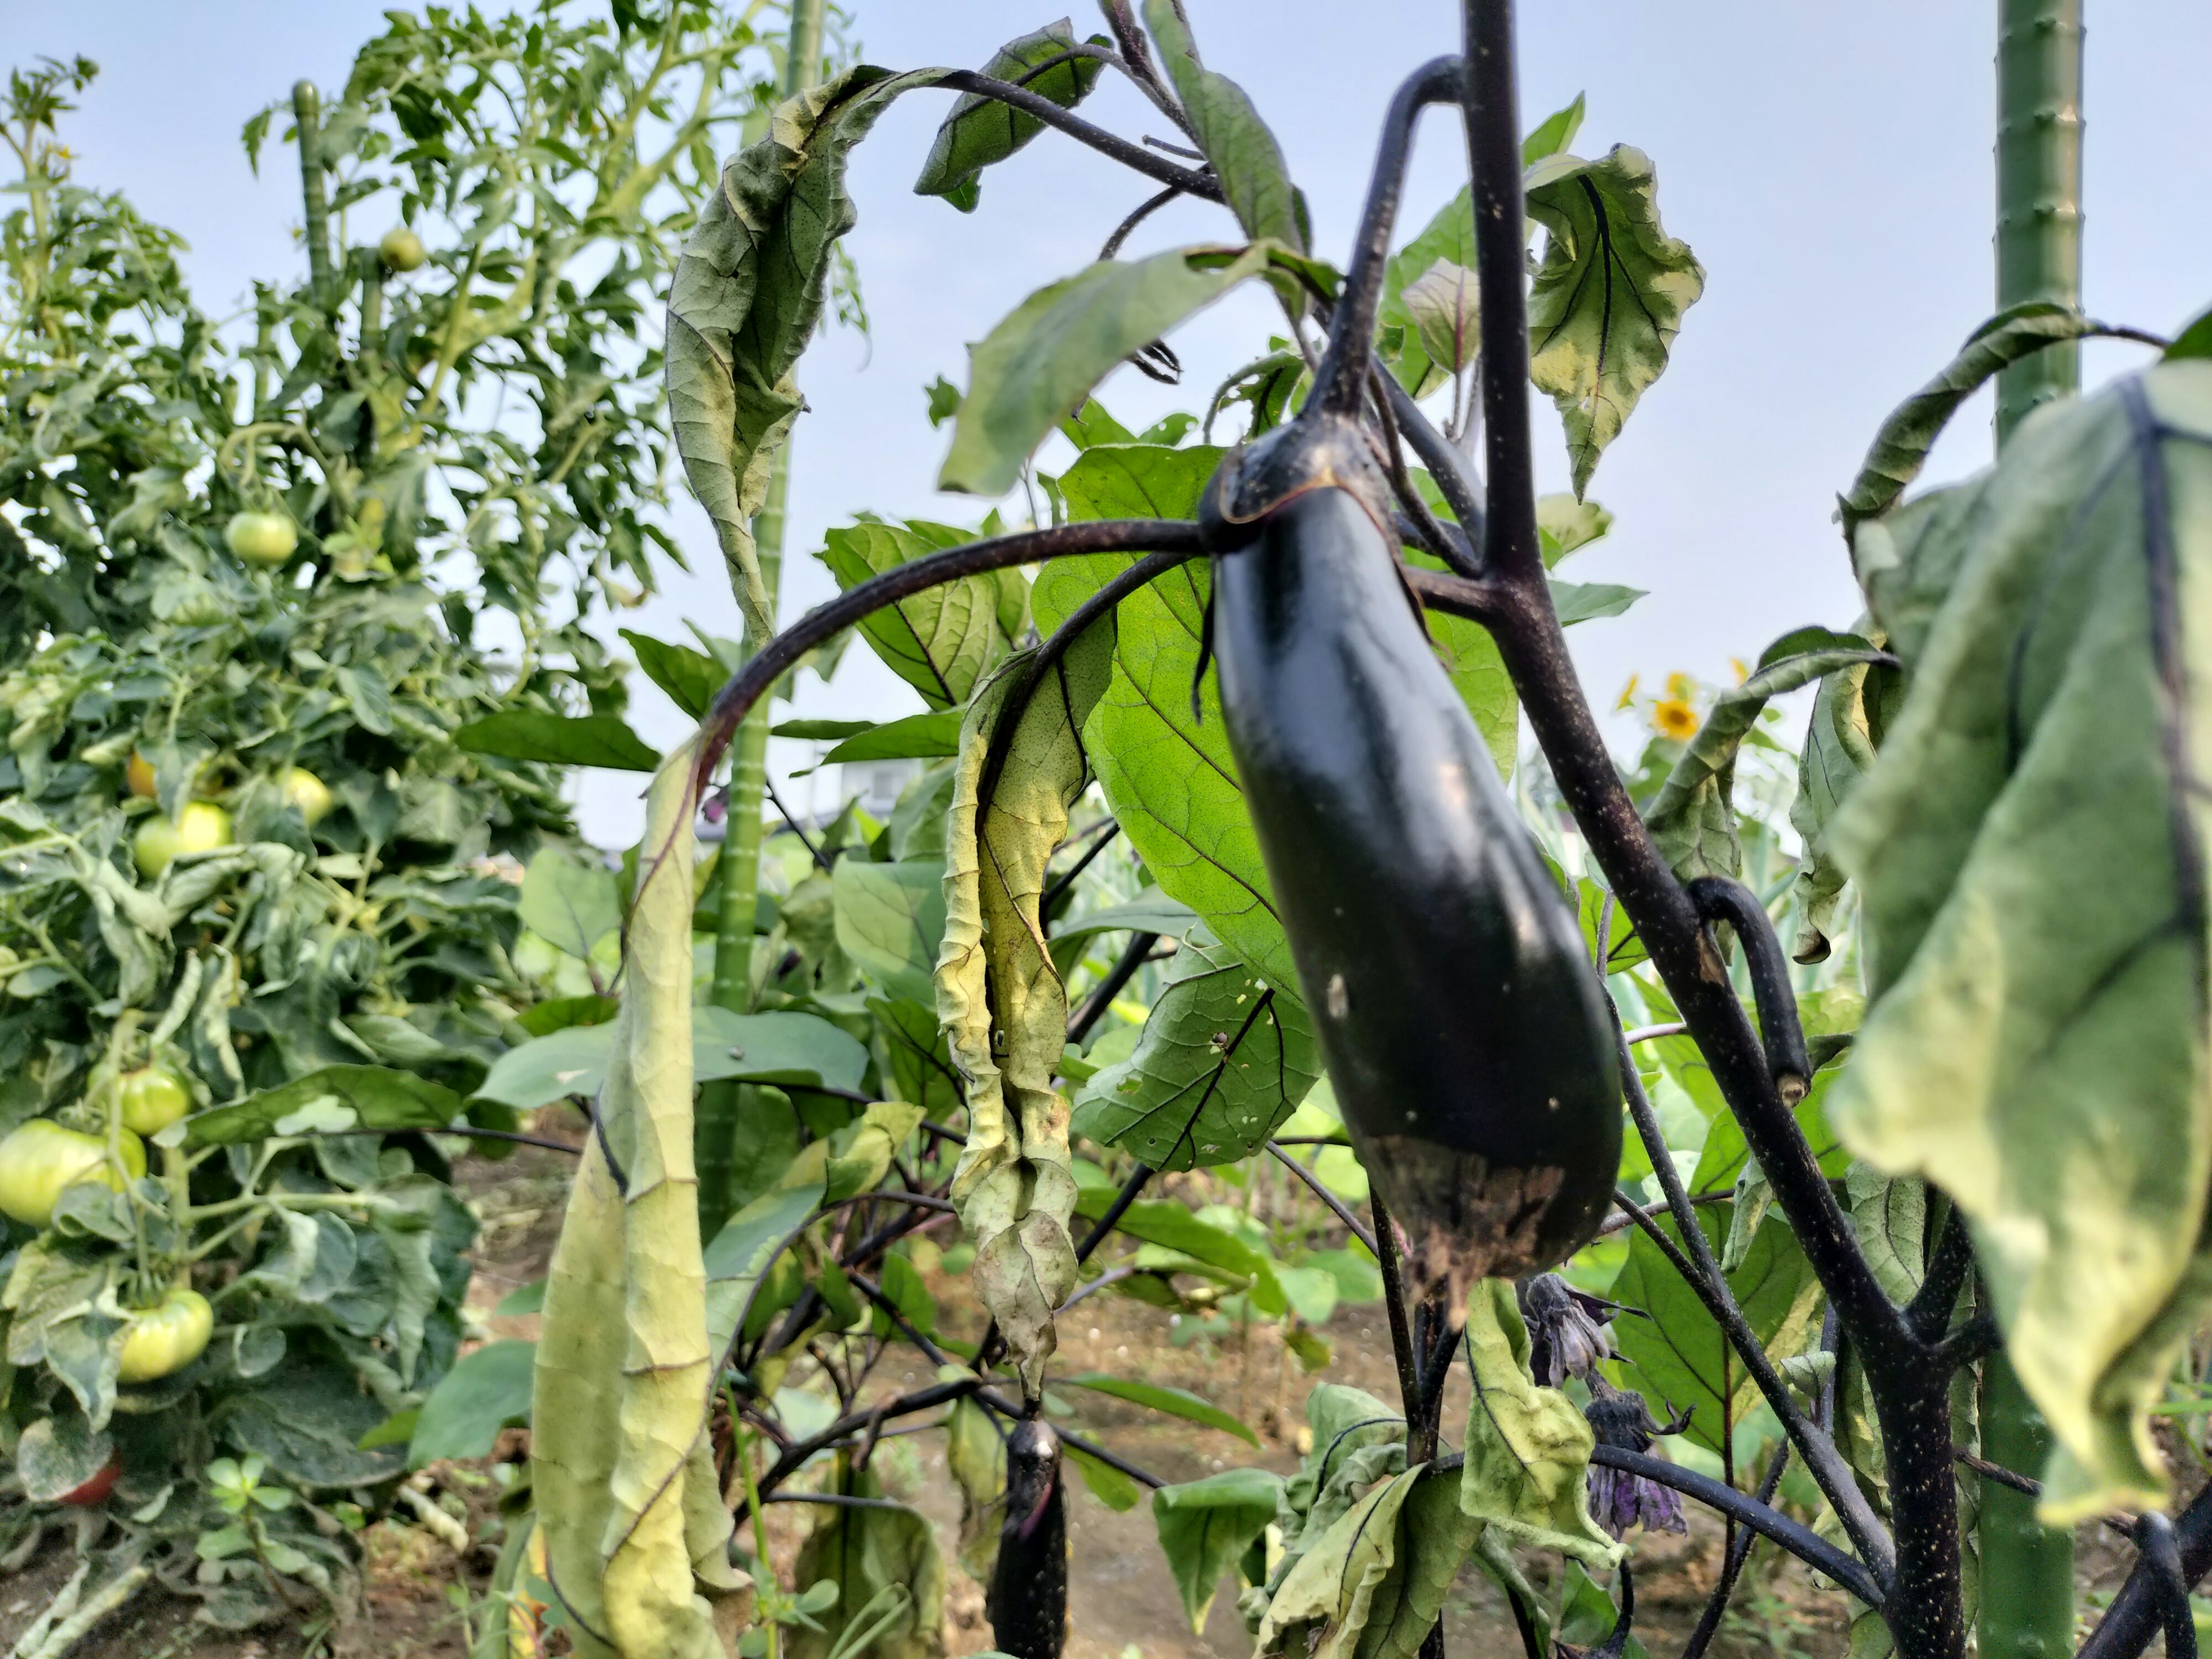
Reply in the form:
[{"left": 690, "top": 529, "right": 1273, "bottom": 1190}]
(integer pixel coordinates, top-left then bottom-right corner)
[
  {"left": 833, "top": 858, "right": 949, "bottom": 1006},
  {"left": 408, "top": 1339, "right": 536, "bottom": 1468},
  {"left": 620, "top": 628, "right": 725, "bottom": 719},
  {"left": 940, "top": 243, "right": 1277, "bottom": 497},
  {"left": 1788, "top": 648, "right": 1895, "bottom": 963},
  {"left": 1837, "top": 303, "right": 2135, "bottom": 536},
  {"left": 1608, "top": 1202, "right": 1823, "bottom": 1455},
  {"left": 820, "top": 517, "right": 1028, "bottom": 709},
  {"left": 520, "top": 845, "right": 622, "bottom": 961},
  {"left": 1828, "top": 363, "right": 2212, "bottom": 1521},
  {"left": 1526, "top": 145, "right": 1706, "bottom": 497},
  {"left": 454, "top": 710, "right": 657, "bottom": 771},
  {"left": 1253, "top": 1465, "right": 1476, "bottom": 1659},
  {"left": 786, "top": 1470, "right": 944, "bottom": 1659},
  {"left": 1048, "top": 889, "right": 1199, "bottom": 944},
  {"left": 1152, "top": 1467, "right": 1283, "bottom": 1631},
  {"left": 1645, "top": 634, "right": 1889, "bottom": 885},
  {"left": 1141, "top": 0, "right": 1304, "bottom": 257},
  {"left": 1059, "top": 1372, "right": 1259, "bottom": 1446},
  {"left": 913, "top": 20, "right": 1108, "bottom": 213},
  {"left": 1072, "top": 924, "right": 1318, "bottom": 1170},
  {"left": 817, "top": 707, "right": 966, "bottom": 765}
]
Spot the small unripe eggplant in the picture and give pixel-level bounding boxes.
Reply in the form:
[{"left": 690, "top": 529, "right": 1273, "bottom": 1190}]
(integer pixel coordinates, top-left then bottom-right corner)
[
  {"left": 986, "top": 1419, "right": 1067, "bottom": 1659},
  {"left": 1203, "top": 414, "right": 1620, "bottom": 1310}
]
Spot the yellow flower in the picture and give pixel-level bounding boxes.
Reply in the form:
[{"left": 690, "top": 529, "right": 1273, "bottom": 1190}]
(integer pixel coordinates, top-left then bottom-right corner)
[
  {"left": 1615, "top": 674, "right": 1640, "bottom": 711},
  {"left": 1652, "top": 699, "right": 1700, "bottom": 741},
  {"left": 1730, "top": 657, "right": 1750, "bottom": 685},
  {"left": 1665, "top": 671, "right": 1695, "bottom": 703}
]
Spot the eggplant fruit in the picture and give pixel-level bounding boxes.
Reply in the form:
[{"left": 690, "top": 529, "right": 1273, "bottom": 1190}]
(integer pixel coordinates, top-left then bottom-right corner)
[
  {"left": 1204, "top": 414, "right": 1620, "bottom": 1310},
  {"left": 986, "top": 1418, "right": 1068, "bottom": 1659}
]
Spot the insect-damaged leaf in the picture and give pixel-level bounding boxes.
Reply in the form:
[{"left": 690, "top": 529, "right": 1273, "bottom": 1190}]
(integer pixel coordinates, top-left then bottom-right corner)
[
  {"left": 1828, "top": 363, "right": 2212, "bottom": 1521},
  {"left": 1458, "top": 1279, "right": 1620, "bottom": 1567},
  {"left": 1643, "top": 630, "right": 1889, "bottom": 886},
  {"left": 913, "top": 19, "right": 1108, "bottom": 213},
  {"left": 532, "top": 757, "right": 744, "bottom": 1659},
  {"left": 939, "top": 243, "right": 1279, "bottom": 498},
  {"left": 1526, "top": 145, "right": 1706, "bottom": 497},
  {"left": 938, "top": 634, "right": 1113, "bottom": 1395},
  {"left": 820, "top": 518, "right": 1028, "bottom": 709},
  {"left": 1071, "top": 924, "right": 1317, "bottom": 1169}
]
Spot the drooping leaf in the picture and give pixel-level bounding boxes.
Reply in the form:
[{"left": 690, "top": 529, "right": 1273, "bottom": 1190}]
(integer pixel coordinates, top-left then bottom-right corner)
[
  {"left": 1526, "top": 146, "right": 1706, "bottom": 495},
  {"left": 940, "top": 635, "right": 1113, "bottom": 1393},
  {"left": 455, "top": 710, "right": 657, "bottom": 771},
  {"left": 939, "top": 243, "right": 1275, "bottom": 497},
  {"left": 1071, "top": 925, "right": 1317, "bottom": 1169},
  {"left": 1253, "top": 1465, "right": 1476, "bottom": 1659},
  {"left": 533, "top": 758, "right": 742, "bottom": 1658},
  {"left": 1827, "top": 364, "right": 2212, "bottom": 1521},
  {"left": 1140, "top": 0, "right": 1305, "bottom": 255},
  {"left": 914, "top": 20, "right": 1108, "bottom": 213},
  {"left": 1836, "top": 304, "right": 2134, "bottom": 536},
  {"left": 520, "top": 845, "right": 623, "bottom": 961},
  {"left": 819, "top": 518, "right": 1025, "bottom": 709},
  {"left": 1458, "top": 1279, "right": 1620, "bottom": 1566},
  {"left": 1059, "top": 1372, "right": 1259, "bottom": 1445},
  {"left": 1645, "top": 631, "right": 1889, "bottom": 885},
  {"left": 409, "top": 1339, "right": 536, "bottom": 1468},
  {"left": 178, "top": 1065, "right": 461, "bottom": 1149},
  {"left": 1608, "top": 1202, "right": 1823, "bottom": 1455},
  {"left": 668, "top": 65, "right": 945, "bottom": 639},
  {"left": 1153, "top": 1468, "right": 1283, "bottom": 1631}
]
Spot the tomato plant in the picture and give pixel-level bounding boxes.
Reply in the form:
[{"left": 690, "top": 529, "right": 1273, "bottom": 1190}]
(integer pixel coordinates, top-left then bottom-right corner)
[{"left": 0, "top": 2, "right": 823, "bottom": 1637}]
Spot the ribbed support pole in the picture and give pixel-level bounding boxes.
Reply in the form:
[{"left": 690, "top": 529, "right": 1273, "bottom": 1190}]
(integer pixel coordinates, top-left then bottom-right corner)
[
  {"left": 1994, "top": 0, "right": 2084, "bottom": 441},
  {"left": 698, "top": 0, "right": 824, "bottom": 1230},
  {"left": 1980, "top": 2, "right": 2081, "bottom": 1653}
]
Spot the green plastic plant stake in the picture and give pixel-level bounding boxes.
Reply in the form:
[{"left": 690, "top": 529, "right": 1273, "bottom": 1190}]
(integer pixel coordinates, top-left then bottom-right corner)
[{"left": 1980, "top": 1, "right": 2081, "bottom": 1653}]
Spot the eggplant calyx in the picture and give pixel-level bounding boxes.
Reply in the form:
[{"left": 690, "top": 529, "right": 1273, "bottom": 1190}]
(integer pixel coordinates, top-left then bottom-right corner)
[{"left": 1198, "top": 413, "right": 1393, "bottom": 553}]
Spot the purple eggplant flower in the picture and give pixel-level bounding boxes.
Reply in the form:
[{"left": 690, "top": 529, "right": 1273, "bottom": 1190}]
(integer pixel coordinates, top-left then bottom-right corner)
[
  {"left": 1584, "top": 1381, "right": 1688, "bottom": 1540},
  {"left": 1520, "top": 1272, "right": 1619, "bottom": 1388}
]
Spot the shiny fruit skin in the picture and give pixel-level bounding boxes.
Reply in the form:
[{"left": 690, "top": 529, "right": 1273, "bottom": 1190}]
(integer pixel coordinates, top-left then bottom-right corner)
[
  {"left": 126, "top": 751, "right": 157, "bottom": 799},
  {"left": 1207, "top": 418, "right": 1620, "bottom": 1300},
  {"left": 133, "top": 801, "right": 233, "bottom": 878},
  {"left": 0, "top": 1119, "right": 149, "bottom": 1226},
  {"left": 115, "top": 1287, "right": 214, "bottom": 1383},
  {"left": 281, "top": 766, "right": 334, "bottom": 826},
  {"left": 119, "top": 1065, "right": 192, "bottom": 1135},
  {"left": 59, "top": 1457, "right": 123, "bottom": 1507},
  {"left": 379, "top": 226, "right": 427, "bottom": 272},
  {"left": 225, "top": 511, "right": 298, "bottom": 566}
]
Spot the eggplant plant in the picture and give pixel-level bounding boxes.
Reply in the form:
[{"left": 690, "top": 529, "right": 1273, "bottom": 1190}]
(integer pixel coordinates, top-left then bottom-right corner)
[{"left": 510, "top": 2, "right": 2212, "bottom": 1659}]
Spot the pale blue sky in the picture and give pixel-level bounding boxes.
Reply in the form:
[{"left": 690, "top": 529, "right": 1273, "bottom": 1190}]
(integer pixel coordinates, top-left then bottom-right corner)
[{"left": 21, "top": 3, "right": 2212, "bottom": 845}]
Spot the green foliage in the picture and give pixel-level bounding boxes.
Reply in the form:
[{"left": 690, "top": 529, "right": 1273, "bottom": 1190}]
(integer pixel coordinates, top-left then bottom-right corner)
[
  {"left": 1152, "top": 1467, "right": 1283, "bottom": 1631},
  {"left": 1140, "top": 1, "right": 1306, "bottom": 257},
  {"left": 912, "top": 21, "right": 1108, "bottom": 213},
  {"left": 1525, "top": 146, "right": 1706, "bottom": 495},
  {"left": 1831, "top": 363, "right": 2212, "bottom": 1521}
]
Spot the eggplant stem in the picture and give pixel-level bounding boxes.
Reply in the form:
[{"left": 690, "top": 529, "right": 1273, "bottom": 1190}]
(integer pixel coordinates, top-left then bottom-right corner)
[
  {"left": 1684, "top": 875, "right": 1812, "bottom": 1102},
  {"left": 937, "top": 70, "right": 1219, "bottom": 202},
  {"left": 1312, "top": 56, "right": 1465, "bottom": 419}
]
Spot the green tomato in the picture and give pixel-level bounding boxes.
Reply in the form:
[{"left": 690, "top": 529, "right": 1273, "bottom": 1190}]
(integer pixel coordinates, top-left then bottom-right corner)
[
  {"left": 225, "top": 511, "right": 298, "bottom": 567},
  {"left": 379, "top": 226, "right": 427, "bottom": 272},
  {"left": 119, "top": 1065, "right": 192, "bottom": 1135},
  {"left": 0, "top": 1119, "right": 147, "bottom": 1226},
  {"left": 133, "top": 801, "right": 233, "bottom": 878},
  {"left": 281, "top": 766, "right": 334, "bottom": 826},
  {"left": 116, "top": 1287, "right": 214, "bottom": 1384}
]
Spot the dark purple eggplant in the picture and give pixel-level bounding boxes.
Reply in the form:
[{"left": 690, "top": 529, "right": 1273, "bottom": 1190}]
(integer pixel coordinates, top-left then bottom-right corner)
[
  {"left": 1203, "top": 413, "right": 1620, "bottom": 1310},
  {"left": 986, "top": 1419, "right": 1067, "bottom": 1659}
]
